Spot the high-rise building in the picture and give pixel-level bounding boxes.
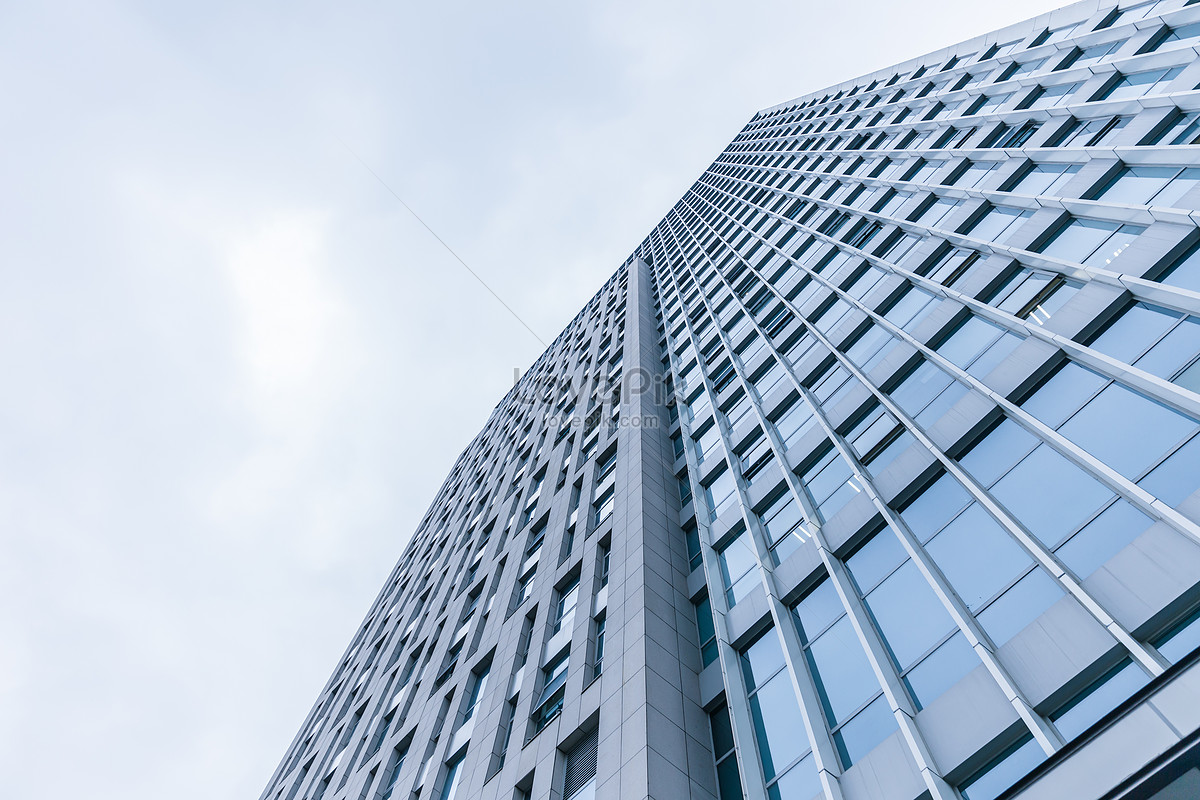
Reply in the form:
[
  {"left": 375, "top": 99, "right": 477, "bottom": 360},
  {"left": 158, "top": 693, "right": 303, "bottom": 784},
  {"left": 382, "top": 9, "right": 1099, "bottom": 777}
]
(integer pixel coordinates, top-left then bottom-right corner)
[{"left": 259, "top": 2, "right": 1200, "bottom": 799}]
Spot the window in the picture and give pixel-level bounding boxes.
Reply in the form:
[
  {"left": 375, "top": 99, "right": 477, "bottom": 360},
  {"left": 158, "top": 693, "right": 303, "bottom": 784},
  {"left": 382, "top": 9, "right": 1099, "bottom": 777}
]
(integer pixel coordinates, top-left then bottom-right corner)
[
  {"left": 759, "top": 489, "right": 807, "bottom": 564},
  {"left": 377, "top": 744, "right": 408, "bottom": 800},
  {"left": 459, "top": 665, "right": 490, "bottom": 726},
  {"left": 1054, "top": 115, "right": 1128, "bottom": 147},
  {"left": 915, "top": 487, "right": 1059, "bottom": 645},
  {"left": 1094, "top": 165, "right": 1200, "bottom": 208},
  {"left": 591, "top": 613, "right": 606, "bottom": 679},
  {"left": 553, "top": 577, "right": 580, "bottom": 635},
  {"left": 936, "top": 315, "right": 1023, "bottom": 379},
  {"left": 704, "top": 467, "right": 739, "bottom": 522},
  {"left": 800, "top": 446, "right": 862, "bottom": 522},
  {"left": 563, "top": 729, "right": 598, "bottom": 800},
  {"left": 740, "top": 629, "right": 822, "bottom": 796},
  {"left": 695, "top": 595, "right": 718, "bottom": 666},
  {"left": 847, "top": 528, "right": 978, "bottom": 708},
  {"left": 889, "top": 359, "right": 967, "bottom": 426},
  {"left": 1009, "top": 162, "right": 1080, "bottom": 197},
  {"left": 1154, "top": 109, "right": 1200, "bottom": 145},
  {"left": 966, "top": 205, "right": 1033, "bottom": 243},
  {"left": 1157, "top": 240, "right": 1200, "bottom": 293},
  {"left": 986, "top": 268, "right": 1078, "bottom": 325},
  {"left": 591, "top": 484, "right": 615, "bottom": 526},
  {"left": 1050, "top": 659, "right": 1149, "bottom": 741},
  {"left": 793, "top": 583, "right": 896, "bottom": 767},
  {"left": 1023, "top": 356, "right": 1199, "bottom": 484},
  {"left": 438, "top": 752, "right": 465, "bottom": 800},
  {"left": 1024, "top": 81, "right": 1080, "bottom": 110},
  {"left": 1098, "top": 66, "right": 1183, "bottom": 101},
  {"left": 958, "top": 736, "right": 1046, "bottom": 800},
  {"left": 1037, "top": 218, "right": 1144, "bottom": 268},
  {"left": 710, "top": 705, "right": 745, "bottom": 800},
  {"left": 773, "top": 398, "right": 817, "bottom": 450},
  {"left": 532, "top": 653, "right": 569, "bottom": 731},
  {"left": 718, "top": 529, "right": 759, "bottom": 606}
]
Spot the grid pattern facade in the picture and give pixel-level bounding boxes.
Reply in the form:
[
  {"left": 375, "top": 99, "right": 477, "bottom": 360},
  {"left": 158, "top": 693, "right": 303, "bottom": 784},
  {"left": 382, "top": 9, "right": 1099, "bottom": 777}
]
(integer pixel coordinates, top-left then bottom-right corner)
[{"left": 261, "top": 2, "right": 1200, "bottom": 800}]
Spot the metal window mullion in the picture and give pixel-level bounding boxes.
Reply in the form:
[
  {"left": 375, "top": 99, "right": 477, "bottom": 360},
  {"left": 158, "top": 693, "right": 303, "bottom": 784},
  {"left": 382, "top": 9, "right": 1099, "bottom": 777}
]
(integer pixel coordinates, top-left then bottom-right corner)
[
  {"left": 673, "top": 190, "right": 1063, "bottom": 767},
  {"left": 659, "top": 215, "right": 850, "bottom": 800},
  {"left": 670, "top": 199, "right": 967, "bottom": 799},
  {"left": 694, "top": 173, "right": 1200, "bottom": 556},
  {"left": 702, "top": 162, "right": 1200, "bottom": 432},
  {"left": 676, "top": 186, "right": 1170, "bottom": 680}
]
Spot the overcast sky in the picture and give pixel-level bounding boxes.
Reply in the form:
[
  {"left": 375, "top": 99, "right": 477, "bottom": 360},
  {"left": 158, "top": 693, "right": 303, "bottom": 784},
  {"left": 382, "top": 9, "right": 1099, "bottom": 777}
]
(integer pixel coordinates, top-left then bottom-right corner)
[{"left": 0, "top": 1, "right": 1070, "bottom": 797}]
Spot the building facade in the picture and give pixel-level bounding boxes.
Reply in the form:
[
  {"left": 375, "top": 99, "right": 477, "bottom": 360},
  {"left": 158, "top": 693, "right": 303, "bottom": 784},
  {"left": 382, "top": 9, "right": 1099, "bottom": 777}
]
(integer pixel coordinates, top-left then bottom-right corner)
[{"left": 259, "top": 1, "right": 1200, "bottom": 799}]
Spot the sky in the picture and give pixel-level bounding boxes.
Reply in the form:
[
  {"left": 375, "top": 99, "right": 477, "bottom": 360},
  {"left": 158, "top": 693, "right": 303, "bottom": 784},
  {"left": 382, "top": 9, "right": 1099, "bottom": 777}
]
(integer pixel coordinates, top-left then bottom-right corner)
[{"left": 0, "top": 1, "right": 1071, "bottom": 797}]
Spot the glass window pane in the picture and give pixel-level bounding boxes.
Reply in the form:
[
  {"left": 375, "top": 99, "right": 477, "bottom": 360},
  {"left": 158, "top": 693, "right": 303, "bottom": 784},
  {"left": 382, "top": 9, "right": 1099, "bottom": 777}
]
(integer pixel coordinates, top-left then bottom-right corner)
[
  {"left": 960, "top": 737, "right": 1046, "bottom": 800},
  {"left": 806, "top": 616, "right": 880, "bottom": 725},
  {"left": 864, "top": 560, "right": 955, "bottom": 668},
  {"left": 1059, "top": 383, "right": 1197, "bottom": 479},
  {"left": 716, "top": 757, "right": 745, "bottom": 800},
  {"left": 959, "top": 419, "right": 1038, "bottom": 487},
  {"left": 1139, "top": 434, "right": 1200, "bottom": 506},
  {"left": 977, "top": 568, "right": 1064, "bottom": 645},
  {"left": 899, "top": 474, "right": 972, "bottom": 542},
  {"left": 1054, "top": 499, "right": 1153, "bottom": 578},
  {"left": 1053, "top": 660, "right": 1149, "bottom": 741},
  {"left": 905, "top": 632, "right": 979, "bottom": 708},
  {"left": 741, "top": 629, "right": 785, "bottom": 690},
  {"left": 767, "top": 753, "right": 820, "bottom": 800},
  {"left": 846, "top": 528, "right": 907, "bottom": 593},
  {"left": 926, "top": 504, "right": 1031, "bottom": 610},
  {"left": 1088, "top": 302, "right": 1178, "bottom": 365},
  {"left": 794, "top": 580, "right": 846, "bottom": 642},
  {"left": 1021, "top": 363, "right": 1106, "bottom": 428},
  {"left": 834, "top": 694, "right": 897, "bottom": 767},
  {"left": 748, "top": 671, "right": 810, "bottom": 780},
  {"left": 991, "top": 445, "right": 1114, "bottom": 548}
]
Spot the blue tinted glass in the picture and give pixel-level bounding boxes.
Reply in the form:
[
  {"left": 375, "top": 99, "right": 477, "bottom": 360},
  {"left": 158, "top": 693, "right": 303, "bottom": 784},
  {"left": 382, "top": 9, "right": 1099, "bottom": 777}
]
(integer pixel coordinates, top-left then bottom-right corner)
[
  {"left": 1039, "top": 218, "right": 1117, "bottom": 263},
  {"left": 865, "top": 560, "right": 954, "bottom": 668},
  {"left": 717, "top": 758, "right": 744, "bottom": 800},
  {"left": 1135, "top": 317, "right": 1200, "bottom": 381},
  {"left": 1053, "top": 661, "right": 1149, "bottom": 741},
  {"left": 1055, "top": 499, "right": 1153, "bottom": 577},
  {"left": 807, "top": 616, "right": 880, "bottom": 724},
  {"left": 961, "top": 737, "right": 1046, "bottom": 800},
  {"left": 741, "top": 629, "right": 786, "bottom": 691},
  {"left": 938, "top": 317, "right": 1002, "bottom": 369},
  {"left": 1139, "top": 434, "right": 1200, "bottom": 506},
  {"left": 977, "top": 568, "right": 1064, "bottom": 645},
  {"left": 900, "top": 474, "right": 972, "bottom": 542},
  {"left": 916, "top": 380, "right": 969, "bottom": 427},
  {"left": 1161, "top": 244, "right": 1200, "bottom": 293},
  {"left": 834, "top": 694, "right": 897, "bottom": 767},
  {"left": 847, "top": 528, "right": 907, "bottom": 593},
  {"left": 968, "top": 333, "right": 1022, "bottom": 379},
  {"left": 959, "top": 419, "right": 1038, "bottom": 487},
  {"left": 1021, "top": 362, "right": 1106, "bottom": 428},
  {"left": 1157, "top": 608, "right": 1200, "bottom": 663},
  {"left": 1059, "top": 383, "right": 1197, "bottom": 479},
  {"left": 905, "top": 632, "right": 979, "bottom": 708},
  {"left": 710, "top": 706, "right": 736, "bottom": 757},
  {"left": 767, "top": 753, "right": 820, "bottom": 800},
  {"left": 748, "top": 671, "right": 809, "bottom": 780},
  {"left": 794, "top": 580, "right": 845, "bottom": 642},
  {"left": 891, "top": 360, "right": 953, "bottom": 417},
  {"left": 991, "top": 445, "right": 1114, "bottom": 547},
  {"left": 927, "top": 503, "right": 1031, "bottom": 609},
  {"left": 1088, "top": 302, "right": 1178, "bottom": 364}
]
